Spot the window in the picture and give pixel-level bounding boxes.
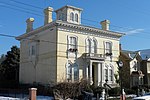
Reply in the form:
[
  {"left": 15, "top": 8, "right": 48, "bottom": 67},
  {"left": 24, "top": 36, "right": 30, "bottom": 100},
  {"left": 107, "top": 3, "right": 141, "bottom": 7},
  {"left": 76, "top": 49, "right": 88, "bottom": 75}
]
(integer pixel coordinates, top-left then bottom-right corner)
[
  {"left": 105, "top": 64, "right": 113, "bottom": 82},
  {"left": 104, "top": 65, "right": 108, "bottom": 81},
  {"left": 70, "top": 12, "right": 74, "bottom": 21},
  {"left": 73, "top": 63, "right": 79, "bottom": 81},
  {"left": 109, "top": 69, "right": 113, "bottom": 81},
  {"left": 133, "top": 61, "right": 137, "bottom": 70},
  {"left": 69, "top": 37, "right": 77, "bottom": 49},
  {"left": 105, "top": 42, "right": 112, "bottom": 53},
  {"left": 92, "top": 39, "right": 97, "bottom": 53},
  {"left": 31, "top": 45, "right": 36, "bottom": 55},
  {"left": 66, "top": 61, "right": 72, "bottom": 80},
  {"left": 86, "top": 38, "right": 91, "bottom": 53},
  {"left": 105, "top": 68, "right": 108, "bottom": 81},
  {"left": 66, "top": 61, "right": 79, "bottom": 81},
  {"left": 58, "top": 13, "right": 64, "bottom": 20},
  {"left": 86, "top": 38, "right": 97, "bottom": 54},
  {"left": 29, "top": 43, "right": 36, "bottom": 56},
  {"left": 75, "top": 13, "right": 78, "bottom": 22}
]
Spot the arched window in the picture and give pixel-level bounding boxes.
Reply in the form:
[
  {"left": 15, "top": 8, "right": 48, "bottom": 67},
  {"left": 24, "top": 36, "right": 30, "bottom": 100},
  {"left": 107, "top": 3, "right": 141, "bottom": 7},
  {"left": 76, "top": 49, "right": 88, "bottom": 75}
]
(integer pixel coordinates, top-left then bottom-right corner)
[
  {"left": 86, "top": 38, "right": 91, "bottom": 53},
  {"left": 61, "top": 13, "right": 65, "bottom": 21},
  {"left": 73, "top": 63, "right": 79, "bottom": 81},
  {"left": 66, "top": 61, "right": 79, "bottom": 81},
  {"left": 91, "top": 39, "right": 97, "bottom": 53},
  {"left": 70, "top": 12, "right": 74, "bottom": 21},
  {"left": 104, "top": 65, "right": 108, "bottom": 81},
  {"left": 75, "top": 13, "right": 78, "bottom": 22},
  {"left": 108, "top": 66, "right": 113, "bottom": 81},
  {"left": 66, "top": 60, "right": 72, "bottom": 80}
]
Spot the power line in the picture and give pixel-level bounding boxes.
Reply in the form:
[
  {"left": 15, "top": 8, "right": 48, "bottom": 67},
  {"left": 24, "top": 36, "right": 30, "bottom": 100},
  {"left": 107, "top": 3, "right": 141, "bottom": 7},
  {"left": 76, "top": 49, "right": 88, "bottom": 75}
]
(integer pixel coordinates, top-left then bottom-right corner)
[
  {"left": 0, "top": 0, "right": 146, "bottom": 33},
  {"left": 8, "top": 0, "right": 43, "bottom": 10},
  {"left": 1, "top": 0, "right": 150, "bottom": 41},
  {"left": 2, "top": 0, "right": 150, "bottom": 32},
  {"left": 0, "top": 5, "right": 43, "bottom": 17},
  {"left": 0, "top": 1, "right": 41, "bottom": 13}
]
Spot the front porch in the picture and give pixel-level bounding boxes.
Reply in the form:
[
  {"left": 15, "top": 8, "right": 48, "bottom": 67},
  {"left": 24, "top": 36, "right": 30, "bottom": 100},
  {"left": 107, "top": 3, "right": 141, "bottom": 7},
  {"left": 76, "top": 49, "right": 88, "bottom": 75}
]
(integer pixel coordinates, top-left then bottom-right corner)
[{"left": 82, "top": 53, "right": 115, "bottom": 87}]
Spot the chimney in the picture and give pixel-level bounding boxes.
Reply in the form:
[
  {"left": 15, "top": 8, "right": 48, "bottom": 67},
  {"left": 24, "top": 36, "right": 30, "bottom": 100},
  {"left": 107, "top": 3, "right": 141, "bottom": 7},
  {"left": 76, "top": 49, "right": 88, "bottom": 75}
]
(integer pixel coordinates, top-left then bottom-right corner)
[
  {"left": 44, "top": 7, "right": 53, "bottom": 25},
  {"left": 100, "top": 20, "right": 110, "bottom": 31},
  {"left": 26, "top": 18, "right": 34, "bottom": 32}
]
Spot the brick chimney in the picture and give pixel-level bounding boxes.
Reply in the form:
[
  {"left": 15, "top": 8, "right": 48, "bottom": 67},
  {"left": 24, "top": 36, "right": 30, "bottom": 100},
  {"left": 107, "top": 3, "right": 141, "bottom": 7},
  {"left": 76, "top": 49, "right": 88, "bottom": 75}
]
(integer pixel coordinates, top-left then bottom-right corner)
[
  {"left": 44, "top": 7, "right": 53, "bottom": 25},
  {"left": 26, "top": 18, "right": 34, "bottom": 32},
  {"left": 100, "top": 20, "right": 110, "bottom": 31},
  {"left": 29, "top": 88, "right": 37, "bottom": 100}
]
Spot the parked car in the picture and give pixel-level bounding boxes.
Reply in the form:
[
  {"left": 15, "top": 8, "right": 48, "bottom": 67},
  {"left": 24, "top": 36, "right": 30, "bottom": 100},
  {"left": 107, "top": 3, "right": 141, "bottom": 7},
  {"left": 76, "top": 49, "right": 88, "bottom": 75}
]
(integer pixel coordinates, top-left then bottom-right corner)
[{"left": 133, "top": 95, "right": 150, "bottom": 100}]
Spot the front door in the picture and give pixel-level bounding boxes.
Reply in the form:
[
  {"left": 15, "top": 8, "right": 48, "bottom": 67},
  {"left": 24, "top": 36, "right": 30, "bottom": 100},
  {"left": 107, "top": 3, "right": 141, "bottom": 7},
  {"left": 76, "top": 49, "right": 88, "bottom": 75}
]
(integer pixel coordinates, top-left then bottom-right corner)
[{"left": 92, "top": 63, "right": 99, "bottom": 86}]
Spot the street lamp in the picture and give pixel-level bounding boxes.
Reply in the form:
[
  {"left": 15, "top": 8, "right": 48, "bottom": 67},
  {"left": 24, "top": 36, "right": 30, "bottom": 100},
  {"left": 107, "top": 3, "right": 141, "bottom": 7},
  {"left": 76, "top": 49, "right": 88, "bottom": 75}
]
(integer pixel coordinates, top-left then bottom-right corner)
[{"left": 117, "top": 60, "right": 123, "bottom": 100}]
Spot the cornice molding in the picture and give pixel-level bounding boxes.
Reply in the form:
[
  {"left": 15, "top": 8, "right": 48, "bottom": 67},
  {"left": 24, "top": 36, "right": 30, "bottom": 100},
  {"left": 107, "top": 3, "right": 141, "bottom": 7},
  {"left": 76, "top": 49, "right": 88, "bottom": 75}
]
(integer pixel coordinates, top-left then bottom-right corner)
[
  {"left": 56, "top": 20, "right": 124, "bottom": 37},
  {"left": 16, "top": 20, "right": 124, "bottom": 40}
]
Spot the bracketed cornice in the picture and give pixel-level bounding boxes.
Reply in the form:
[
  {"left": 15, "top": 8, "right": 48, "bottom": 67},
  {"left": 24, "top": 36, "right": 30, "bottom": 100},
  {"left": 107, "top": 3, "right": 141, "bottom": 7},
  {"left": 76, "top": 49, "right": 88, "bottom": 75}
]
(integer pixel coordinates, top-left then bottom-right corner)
[{"left": 16, "top": 20, "right": 125, "bottom": 40}]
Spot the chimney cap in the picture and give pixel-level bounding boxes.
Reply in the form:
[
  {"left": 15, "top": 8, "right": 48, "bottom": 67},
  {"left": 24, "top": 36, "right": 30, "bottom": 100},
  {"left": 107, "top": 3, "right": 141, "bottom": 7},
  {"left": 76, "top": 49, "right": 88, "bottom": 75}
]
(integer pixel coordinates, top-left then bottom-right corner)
[
  {"left": 26, "top": 18, "right": 34, "bottom": 23},
  {"left": 44, "top": 7, "right": 53, "bottom": 12},
  {"left": 100, "top": 20, "right": 110, "bottom": 24}
]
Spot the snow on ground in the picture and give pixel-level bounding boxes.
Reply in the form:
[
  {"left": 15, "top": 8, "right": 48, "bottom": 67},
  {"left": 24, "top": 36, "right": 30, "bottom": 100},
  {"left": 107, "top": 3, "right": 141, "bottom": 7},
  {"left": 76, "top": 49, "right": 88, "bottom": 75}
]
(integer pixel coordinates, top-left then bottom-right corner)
[{"left": 0, "top": 96, "right": 54, "bottom": 100}]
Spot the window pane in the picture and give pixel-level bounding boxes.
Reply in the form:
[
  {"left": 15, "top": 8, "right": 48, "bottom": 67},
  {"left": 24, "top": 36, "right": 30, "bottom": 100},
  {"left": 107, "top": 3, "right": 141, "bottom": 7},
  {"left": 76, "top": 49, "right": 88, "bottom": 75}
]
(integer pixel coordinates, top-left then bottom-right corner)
[
  {"left": 106, "top": 42, "right": 111, "bottom": 53},
  {"left": 105, "top": 69, "right": 108, "bottom": 80},
  {"left": 70, "top": 37, "right": 76, "bottom": 49},
  {"left": 67, "top": 64, "right": 72, "bottom": 80},
  {"left": 31, "top": 45, "right": 35, "bottom": 55},
  {"left": 109, "top": 69, "right": 113, "bottom": 81},
  {"left": 70, "top": 12, "right": 74, "bottom": 21},
  {"left": 75, "top": 14, "right": 78, "bottom": 22},
  {"left": 86, "top": 39, "right": 91, "bottom": 53},
  {"left": 93, "top": 40, "right": 97, "bottom": 53},
  {"left": 74, "top": 67, "right": 78, "bottom": 80}
]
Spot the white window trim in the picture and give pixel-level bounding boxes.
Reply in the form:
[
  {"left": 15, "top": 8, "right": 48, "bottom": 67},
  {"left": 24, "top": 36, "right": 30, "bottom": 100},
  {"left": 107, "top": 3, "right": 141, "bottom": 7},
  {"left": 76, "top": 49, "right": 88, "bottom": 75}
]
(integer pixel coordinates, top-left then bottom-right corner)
[
  {"left": 70, "top": 12, "right": 74, "bottom": 22},
  {"left": 85, "top": 37, "right": 92, "bottom": 53},
  {"left": 104, "top": 64, "right": 114, "bottom": 83},
  {"left": 92, "top": 38, "right": 97, "bottom": 53},
  {"left": 66, "top": 60, "right": 79, "bottom": 82},
  {"left": 75, "top": 13, "right": 78, "bottom": 22},
  {"left": 104, "top": 41, "right": 112, "bottom": 54},
  {"left": 28, "top": 42, "right": 36, "bottom": 57},
  {"left": 67, "top": 35, "right": 78, "bottom": 50},
  {"left": 104, "top": 64, "right": 108, "bottom": 81},
  {"left": 108, "top": 64, "right": 114, "bottom": 83}
]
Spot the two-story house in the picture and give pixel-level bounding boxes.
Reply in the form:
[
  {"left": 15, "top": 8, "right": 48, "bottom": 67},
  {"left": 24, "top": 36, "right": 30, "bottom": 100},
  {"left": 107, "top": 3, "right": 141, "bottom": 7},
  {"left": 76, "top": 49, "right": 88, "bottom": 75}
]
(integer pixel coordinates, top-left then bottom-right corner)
[
  {"left": 120, "top": 50, "right": 144, "bottom": 88},
  {"left": 16, "top": 5, "right": 124, "bottom": 87}
]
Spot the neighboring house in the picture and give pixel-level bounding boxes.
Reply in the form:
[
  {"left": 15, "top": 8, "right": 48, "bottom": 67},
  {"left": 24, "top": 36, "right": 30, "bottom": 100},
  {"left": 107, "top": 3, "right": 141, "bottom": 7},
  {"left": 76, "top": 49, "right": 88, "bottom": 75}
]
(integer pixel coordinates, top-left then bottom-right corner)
[
  {"left": 120, "top": 50, "right": 144, "bottom": 88},
  {"left": 139, "top": 49, "right": 150, "bottom": 86},
  {"left": 16, "top": 5, "right": 124, "bottom": 87}
]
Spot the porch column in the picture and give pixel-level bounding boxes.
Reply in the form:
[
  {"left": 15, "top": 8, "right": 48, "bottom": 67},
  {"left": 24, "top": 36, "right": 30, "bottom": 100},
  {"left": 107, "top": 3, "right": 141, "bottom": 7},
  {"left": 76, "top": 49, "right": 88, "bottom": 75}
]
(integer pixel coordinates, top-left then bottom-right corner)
[
  {"left": 72, "top": 67, "right": 74, "bottom": 82},
  {"left": 90, "top": 61, "right": 93, "bottom": 85},
  {"left": 97, "top": 63, "right": 101, "bottom": 86},
  {"left": 101, "top": 63, "right": 105, "bottom": 86},
  {"left": 86, "top": 66, "right": 89, "bottom": 79}
]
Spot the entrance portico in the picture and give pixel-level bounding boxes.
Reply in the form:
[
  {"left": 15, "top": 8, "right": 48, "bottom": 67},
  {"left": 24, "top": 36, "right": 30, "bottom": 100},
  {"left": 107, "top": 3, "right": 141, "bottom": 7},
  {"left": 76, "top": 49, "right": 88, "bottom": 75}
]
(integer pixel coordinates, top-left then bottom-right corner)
[
  {"left": 83, "top": 53, "right": 106, "bottom": 86},
  {"left": 86, "top": 60, "right": 105, "bottom": 86}
]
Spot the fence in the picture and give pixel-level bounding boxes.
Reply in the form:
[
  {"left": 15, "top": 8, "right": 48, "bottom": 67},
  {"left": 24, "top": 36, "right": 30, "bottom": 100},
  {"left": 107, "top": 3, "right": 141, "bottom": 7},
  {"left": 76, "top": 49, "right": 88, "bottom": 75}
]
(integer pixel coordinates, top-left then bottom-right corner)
[{"left": 0, "top": 88, "right": 28, "bottom": 99}]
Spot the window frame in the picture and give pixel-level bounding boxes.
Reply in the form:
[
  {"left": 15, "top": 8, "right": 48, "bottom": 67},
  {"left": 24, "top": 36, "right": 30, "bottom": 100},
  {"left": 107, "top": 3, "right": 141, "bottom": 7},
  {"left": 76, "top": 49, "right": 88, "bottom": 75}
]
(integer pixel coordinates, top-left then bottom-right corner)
[
  {"left": 67, "top": 35, "right": 78, "bottom": 52},
  {"left": 66, "top": 60, "right": 79, "bottom": 81},
  {"left": 85, "top": 38, "right": 91, "bottom": 53},
  {"left": 75, "top": 13, "right": 78, "bottom": 22},
  {"left": 70, "top": 12, "right": 74, "bottom": 21}
]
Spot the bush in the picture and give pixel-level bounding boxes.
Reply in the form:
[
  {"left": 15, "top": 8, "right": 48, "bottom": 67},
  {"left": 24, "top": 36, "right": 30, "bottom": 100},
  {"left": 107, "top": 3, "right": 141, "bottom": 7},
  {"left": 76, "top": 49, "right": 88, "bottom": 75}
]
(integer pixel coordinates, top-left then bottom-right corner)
[
  {"left": 108, "top": 87, "right": 120, "bottom": 96},
  {"left": 52, "top": 79, "right": 92, "bottom": 99},
  {"left": 125, "top": 88, "right": 136, "bottom": 94}
]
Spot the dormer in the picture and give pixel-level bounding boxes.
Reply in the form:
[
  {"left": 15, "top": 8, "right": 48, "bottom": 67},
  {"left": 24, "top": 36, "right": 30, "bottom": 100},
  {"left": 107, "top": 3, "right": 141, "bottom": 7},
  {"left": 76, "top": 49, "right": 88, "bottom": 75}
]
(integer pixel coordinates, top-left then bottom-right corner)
[{"left": 55, "top": 5, "right": 82, "bottom": 24}]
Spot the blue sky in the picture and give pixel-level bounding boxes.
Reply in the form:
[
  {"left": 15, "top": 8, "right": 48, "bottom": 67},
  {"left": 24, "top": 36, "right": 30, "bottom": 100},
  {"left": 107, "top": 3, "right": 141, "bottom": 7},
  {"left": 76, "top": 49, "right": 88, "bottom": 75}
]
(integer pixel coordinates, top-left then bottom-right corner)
[{"left": 1, "top": 0, "right": 150, "bottom": 55}]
